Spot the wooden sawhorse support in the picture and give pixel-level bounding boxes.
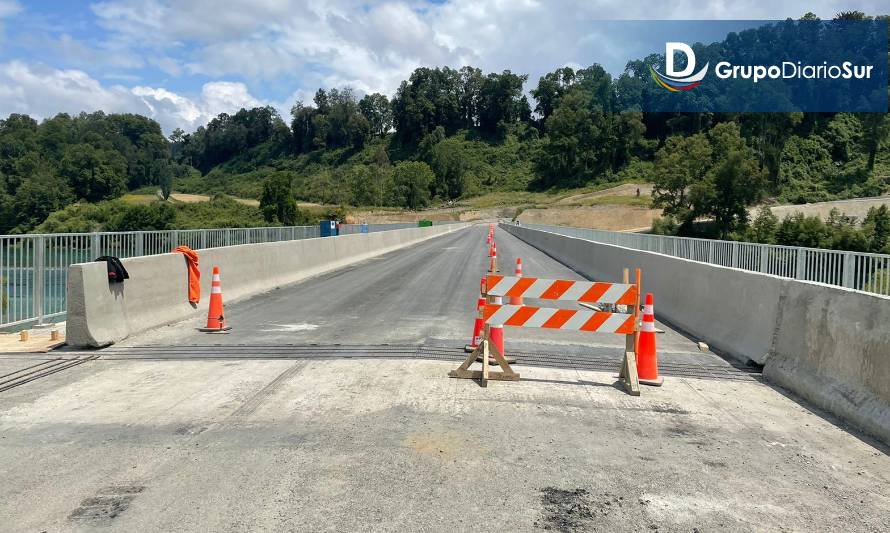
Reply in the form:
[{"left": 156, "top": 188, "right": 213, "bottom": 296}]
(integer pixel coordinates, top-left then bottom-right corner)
[{"left": 448, "top": 339, "right": 519, "bottom": 386}]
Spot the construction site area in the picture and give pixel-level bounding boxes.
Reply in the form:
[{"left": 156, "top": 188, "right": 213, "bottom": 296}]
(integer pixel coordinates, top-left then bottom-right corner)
[{"left": 1, "top": 223, "right": 888, "bottom": 532}]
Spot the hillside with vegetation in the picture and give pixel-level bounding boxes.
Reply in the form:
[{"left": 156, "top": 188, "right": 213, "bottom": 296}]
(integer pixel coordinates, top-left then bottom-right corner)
[{"left": 0, "top": 12, "right": 887, "bottom": 253}]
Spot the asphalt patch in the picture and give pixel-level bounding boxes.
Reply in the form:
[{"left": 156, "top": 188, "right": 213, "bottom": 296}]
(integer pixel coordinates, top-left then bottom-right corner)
[
  {"left": 68, "top": 485, "right": 145, "bottom": 523},
  {"left": 536, "top": 487, "right": 595, "bottom": 532}
]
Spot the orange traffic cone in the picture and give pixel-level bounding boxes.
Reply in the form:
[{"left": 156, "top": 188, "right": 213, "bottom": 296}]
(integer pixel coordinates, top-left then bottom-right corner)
[
  {"left": 465, "top": 278, "right": 487, "bottom": 352},
  {"left": 489, "top": 242, "right": 498, "bottom": 273},
  {"left": 489, "top": 324, "right": 505, "bottom": 357},
  {"left": 638, "top": 292, "right": 662, "bottom": 386},
  {"left": 508, "top": 258, "right": 523, "bottom": 305},
  {"left": 481, "top": 323, "right": 515, "bottom": 363},
  {"left": 199, "top": 266, "right": 232, "bottom": 332}
]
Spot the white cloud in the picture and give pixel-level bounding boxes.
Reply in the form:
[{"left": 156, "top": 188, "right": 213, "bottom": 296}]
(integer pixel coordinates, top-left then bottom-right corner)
[
  {"left": 0, "top": 61, "right": 268, "bottom": 134},
  {"left": 3, "top": 0, "right": 886, "bottom": 132},
  {"left": 0, "top": 0, "right": 21, "bottom": 18},
  {"left": 86, "top": 0, "right": 889, "bottom": 98}
]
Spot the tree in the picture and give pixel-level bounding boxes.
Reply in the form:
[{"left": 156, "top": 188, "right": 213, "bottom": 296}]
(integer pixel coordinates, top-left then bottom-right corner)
[
  {"left": 477, "top": 70, "right": 529, "bottom": 133},
  {"left": 157, "top": 159, "right": 173, "bottom": 200},
  {"left": 741, "top": 112, "right": 803, "bottom": 187},
  {"left": 458, "top": 66, "right": 483, "bottom": 128},
  {"left": 324, "top": 87, "right": 369, "bottom": 149},
  {"left": 776, "top": 213, "right": 832, "bottom": 248},
  {"left": 391, "top": 67, "right": 462, "bottom": 144},
  {"left": 391, "top": 161, "right": 434, "bottom": 209},
  {"left": 531, "top": 67, "right": 576, "bottom": 126},
  {"left": 534, "top": 89, "right": 609, "bottom": 188},
  {"left": 693, "top": 123, "right": 766, "bottom": 235},
  {"left": 750, "top": 206, "right": 779, "bottom": 243},
  {"left": 358, "top": 93, "right": 393, "bottom": 136},
  {"left": 12, "top": 172, "right": 73, "bottom": 231},
  {"left": 652, "top": 134, "right": 712, "bottom": 224},
  {"left": 59, "top": 143, "right": 128, "bottom": 202},
  {"left": 346, "top": 164, "right": 388, "bottom": 207},
  {"left": 860, "top": 113, "right": 890, "bottom": 172},
  {"left": 863, "top": 205, "right": 890, "bottom": 253},
  {"left": 110, "top": 203, "right": 175, "bottom": 232},
  {"left": 654, "top": 122, "right": 764, "bottom": 235},
  {"left": 260, "top": 174, "right": 301, "bottom": 225},
  {"left": 290, "top": 102, "right": 320, "bottom": 153},
  {"left": 691, "top": 150, "right": 764, "bottom": 237},
  {"left": 430, "top": 139, "right": 466, "bottom": 200}
]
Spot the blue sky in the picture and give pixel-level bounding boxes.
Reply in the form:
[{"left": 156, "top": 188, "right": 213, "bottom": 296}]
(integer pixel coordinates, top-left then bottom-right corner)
[{"left": 0, "top": 0, "right": 884, "bottom": 134}]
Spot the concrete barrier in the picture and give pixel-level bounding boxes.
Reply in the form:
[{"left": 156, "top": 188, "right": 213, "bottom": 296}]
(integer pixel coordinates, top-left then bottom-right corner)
[
  {"left": 67, "top": 224, "right": 468, "bottom": 348},
  {"left": 502, "top": 223, "right": 890, "bottom": 444}
]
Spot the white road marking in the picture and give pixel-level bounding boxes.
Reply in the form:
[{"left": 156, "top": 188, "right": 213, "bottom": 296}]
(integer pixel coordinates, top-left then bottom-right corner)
[{"left": 260, "top": 323, "right": 320, "bottom": 332}]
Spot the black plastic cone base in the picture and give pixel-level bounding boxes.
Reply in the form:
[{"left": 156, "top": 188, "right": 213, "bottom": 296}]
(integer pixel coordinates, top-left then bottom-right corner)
[{"left": 198, "top": 325, "right": 232, "bottom": 333}]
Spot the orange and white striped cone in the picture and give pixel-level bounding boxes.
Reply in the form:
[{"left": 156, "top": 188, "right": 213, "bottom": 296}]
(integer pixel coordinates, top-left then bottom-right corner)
[
  {"left": 638, "top": 292, "right": 662, "bottom": 386},
  {"left": 199, "top": 266, "right": 232, "bottom": 332},
  {"left": 479, "top": 323, "right": 515, "bottom": 363},
  {"left": 488, "top": 242, "right": 498, "bottom": 273},
  {"left": 464, "top": 300, "right": 486, "bottom": 352},
  {"left": 465, "top": 278, "right": 487, "bottom": 352},
  {"left": 508, "top": 258, "right": 523, "bottom": 305}
]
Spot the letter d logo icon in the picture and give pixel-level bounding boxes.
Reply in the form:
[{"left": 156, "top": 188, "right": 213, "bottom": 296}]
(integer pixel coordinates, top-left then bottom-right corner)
[
  {"left": 665, "top": 42, "right": 696, "bottom": 77},
  {"left": 650, "top": 42, "right": 709, "bottom": 92}
]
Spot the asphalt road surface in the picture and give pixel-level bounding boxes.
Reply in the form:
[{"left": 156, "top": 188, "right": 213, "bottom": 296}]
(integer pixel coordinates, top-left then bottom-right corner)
[{"left": 118, "top": 224, "right": 713, "bottom": 366}]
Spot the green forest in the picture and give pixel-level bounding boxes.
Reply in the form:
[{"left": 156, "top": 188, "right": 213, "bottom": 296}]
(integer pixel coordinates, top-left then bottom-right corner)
[{"left": 0, "top": 11, "right": 887, "bottom": 253}]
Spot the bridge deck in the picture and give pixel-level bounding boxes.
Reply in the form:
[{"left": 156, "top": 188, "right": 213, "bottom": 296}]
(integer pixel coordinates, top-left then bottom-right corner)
[{"left": 0, "top": 225, "right": 888, "bottom": 531}]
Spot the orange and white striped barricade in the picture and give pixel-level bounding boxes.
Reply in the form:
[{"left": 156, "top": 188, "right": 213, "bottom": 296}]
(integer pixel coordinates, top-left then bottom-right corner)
[{"left": 449, "top": 268, "right": 643, "bottom": 395}]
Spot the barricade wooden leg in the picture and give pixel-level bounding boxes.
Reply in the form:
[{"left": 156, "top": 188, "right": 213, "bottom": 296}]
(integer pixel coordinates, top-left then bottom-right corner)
[
  {"left": 450, "top": 341, "right": 484, "bottom": 379},
  {"left": 617, "top": 267, "right": 641, "bottom": 396},
  {"left": 448, "top": 337, "right": 520, "bottom": 383},
  {"left": 622, "top": 351, "right": 641, "bottom": 396},
  {"left": 487, "top": 337, "right": 520, "bottom": 381},
  {"left": 481, "top": 341, "right": 490, "bottom": 382}
]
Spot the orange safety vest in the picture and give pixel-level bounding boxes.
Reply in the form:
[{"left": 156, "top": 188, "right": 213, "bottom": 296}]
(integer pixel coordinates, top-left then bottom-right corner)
[{"left": 173, "top": 246, "right": 201, "bottom": 304}]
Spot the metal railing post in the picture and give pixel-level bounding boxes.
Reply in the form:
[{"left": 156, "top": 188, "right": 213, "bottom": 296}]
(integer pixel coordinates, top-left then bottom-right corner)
[
  {"left": 731, "top": 242, "right": 739, "bottom": 268},
  {"left": 32, "top": 236, "right": 45, "bottom": 325},
  {"left": 842, "top": 252, "right": 854, "bottom": 288},
  {"left": 201, "top": 230, "right": 208, "bottom": 250},
  {"left": 759, "top": 244, "right": 769, "bottom": 274},
  {"left": 795, "top": 249, "right": 806, "bottom": 280},
  {"left": 135, "top": 232, "right": 144, "bottom": 257},
  {"left": 90, "top": 233, "right": 100, "bottom": 259}
]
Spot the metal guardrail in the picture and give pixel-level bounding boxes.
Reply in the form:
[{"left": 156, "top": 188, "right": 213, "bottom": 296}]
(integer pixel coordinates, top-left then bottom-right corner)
[
  {"left": 513, "top": 223, "right": 890, "bottom": 298},
  {"left": 0, "top": 223, "right": 433, "bottom": 329}
]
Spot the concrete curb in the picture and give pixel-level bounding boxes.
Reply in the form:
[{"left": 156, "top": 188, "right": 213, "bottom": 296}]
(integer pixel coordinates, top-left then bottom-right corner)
[{"left": 66, "top": 224, "right": 469, "bottom": 348}]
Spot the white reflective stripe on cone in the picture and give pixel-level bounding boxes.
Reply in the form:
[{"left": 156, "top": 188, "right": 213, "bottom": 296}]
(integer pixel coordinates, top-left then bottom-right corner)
[
  {"left": 211, "top": 286, "right": 222, "bottom": 294},
  {"left": 642, "top": 305, "right": 654, "bottom": 315}
]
